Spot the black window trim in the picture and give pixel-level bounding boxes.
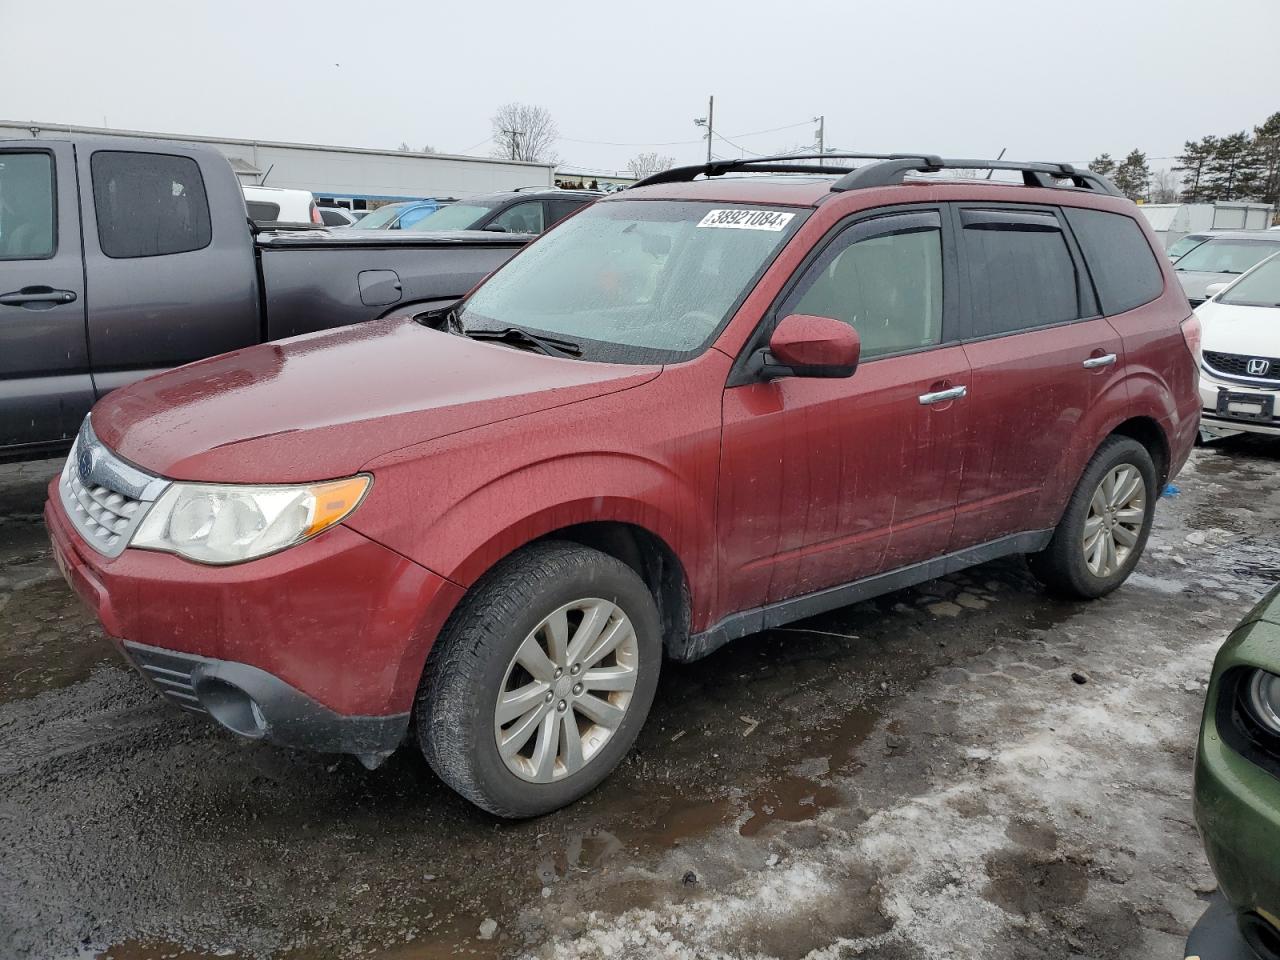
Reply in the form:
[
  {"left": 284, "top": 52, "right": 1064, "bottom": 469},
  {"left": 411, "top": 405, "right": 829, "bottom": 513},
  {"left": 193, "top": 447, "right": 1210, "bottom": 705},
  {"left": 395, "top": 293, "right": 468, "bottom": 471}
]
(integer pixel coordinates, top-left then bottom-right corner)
[
  {"left": 0, "top": 146, "right": 58, "bottom": 262},
  {"left": 728, "top": 202, "right": 959, "bottom": 387},
  {"left": 89, "top": 148, "right": 214, "bottom": 260},
  {"left": 948, "top": 201, "right": 1101, "bottom": 345},
  {"left": 1059, "top": 205, "right": 1167, "bottom": 317}
]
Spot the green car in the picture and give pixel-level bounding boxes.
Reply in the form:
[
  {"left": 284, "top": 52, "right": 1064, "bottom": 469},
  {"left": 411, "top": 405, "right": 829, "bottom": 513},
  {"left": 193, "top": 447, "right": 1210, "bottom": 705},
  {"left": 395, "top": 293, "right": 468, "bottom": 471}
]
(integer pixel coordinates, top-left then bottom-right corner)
[{"left": 1190, "top": 583, "right": 1280, "bottom": 960}]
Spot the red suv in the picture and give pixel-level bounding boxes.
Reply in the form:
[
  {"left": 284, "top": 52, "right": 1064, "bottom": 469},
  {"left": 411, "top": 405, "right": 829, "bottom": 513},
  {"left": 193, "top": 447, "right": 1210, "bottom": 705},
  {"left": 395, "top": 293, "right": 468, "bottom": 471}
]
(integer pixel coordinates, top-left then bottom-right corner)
[{"left": 46, "top": 153, "right": 1201, "bottom": 817}]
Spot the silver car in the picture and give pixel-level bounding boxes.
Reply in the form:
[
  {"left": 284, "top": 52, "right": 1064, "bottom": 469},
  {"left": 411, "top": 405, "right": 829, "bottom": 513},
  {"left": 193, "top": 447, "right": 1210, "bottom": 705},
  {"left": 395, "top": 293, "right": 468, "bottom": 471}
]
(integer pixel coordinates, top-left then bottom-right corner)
[{"left": 1174, "top": 231, "right": 1280, "bottom": 306}]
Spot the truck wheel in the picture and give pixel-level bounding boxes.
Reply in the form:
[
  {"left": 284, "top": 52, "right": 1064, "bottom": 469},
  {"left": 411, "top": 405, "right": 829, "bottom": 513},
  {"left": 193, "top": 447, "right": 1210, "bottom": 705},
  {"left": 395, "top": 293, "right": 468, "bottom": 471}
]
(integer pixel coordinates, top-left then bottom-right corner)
[
  {"left": 416, "top": 540, "right": 661, "bottom": 818},
  {"left": 1028, "top": 436, "right": 1157, "bottom": 600}
]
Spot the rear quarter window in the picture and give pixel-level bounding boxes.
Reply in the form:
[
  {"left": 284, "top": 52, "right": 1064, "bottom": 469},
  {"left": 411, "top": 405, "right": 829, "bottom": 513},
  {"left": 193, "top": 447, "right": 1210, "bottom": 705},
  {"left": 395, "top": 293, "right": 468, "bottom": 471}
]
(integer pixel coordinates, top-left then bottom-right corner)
[
  {"left": 91, "top": 151, "right": 213, "bottom": 259},
  {"left": 246, "top": 200, "right": 281, "bottom": 222},
  {"left": 1063, "top": 207, "right": 1164, "bottom": 315}
]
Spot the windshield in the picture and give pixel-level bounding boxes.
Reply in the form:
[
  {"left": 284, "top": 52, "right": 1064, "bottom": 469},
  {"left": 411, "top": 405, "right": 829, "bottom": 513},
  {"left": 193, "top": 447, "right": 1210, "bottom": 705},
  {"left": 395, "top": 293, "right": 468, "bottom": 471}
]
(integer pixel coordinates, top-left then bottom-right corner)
[
  {"left": 1175, "top": 238, "right": 1280, "bottom": 275},
  {"left": 408, "top": 203, "right": 495, "bottom": 232},
  {"left": 1219, "top": 254, "right": 1280, "bottom": 308},
  {"left": 1167, "top": 234, "right": 1209, "bottom": 261},
  {"left": 456, "top": 199, "right": 808, "bottom": 363},
  {"left": 350, "top": 204, "right": 411, "bottom": 229}
]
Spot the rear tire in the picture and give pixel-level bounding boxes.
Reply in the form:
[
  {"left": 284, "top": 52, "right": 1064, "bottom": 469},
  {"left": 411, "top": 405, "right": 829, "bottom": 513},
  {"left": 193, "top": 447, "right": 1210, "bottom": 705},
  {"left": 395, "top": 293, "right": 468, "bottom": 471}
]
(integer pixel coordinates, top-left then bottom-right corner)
[
  {"left": 416, "top": 540, "right": 661, "bottom": 818},
  {"left": 1028, "top": 436, "right": 1157, "bottom": 600}
]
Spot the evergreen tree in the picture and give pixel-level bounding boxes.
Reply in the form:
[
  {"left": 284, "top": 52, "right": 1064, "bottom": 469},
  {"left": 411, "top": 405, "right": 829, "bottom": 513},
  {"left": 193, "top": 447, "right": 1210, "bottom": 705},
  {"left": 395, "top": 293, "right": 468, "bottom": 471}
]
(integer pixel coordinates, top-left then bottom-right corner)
[
  {"left": 1089, "top": 153, "right": 1116, "bottom": 177},
  {"left": 1113, "top": 149, "right": 1151, "bottom": 201},
  {"left": 1253, "top": 112, "right": 1280, "bottom": 207},
  {"left": 1175, "top": 136, "right": 1217, "bottom": 201},
  {"left": 1206, "top": 132, "right": 1259, "bottom": 200}
]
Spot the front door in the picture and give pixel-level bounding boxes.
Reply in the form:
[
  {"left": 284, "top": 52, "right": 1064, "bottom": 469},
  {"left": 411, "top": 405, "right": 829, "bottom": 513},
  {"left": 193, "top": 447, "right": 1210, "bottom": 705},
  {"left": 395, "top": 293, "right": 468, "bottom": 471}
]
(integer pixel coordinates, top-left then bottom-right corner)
[
  {"left": 717, "top": 209, "right": 969, "bottom": 616},
  {"left": 0, "top": 141, "right": 91, "bottom": 449}
]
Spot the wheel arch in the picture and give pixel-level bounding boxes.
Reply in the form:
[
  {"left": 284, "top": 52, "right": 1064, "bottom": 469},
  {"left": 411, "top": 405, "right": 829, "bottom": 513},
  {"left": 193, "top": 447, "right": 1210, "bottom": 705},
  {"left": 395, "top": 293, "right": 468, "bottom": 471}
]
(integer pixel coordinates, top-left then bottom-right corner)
[{"left": 1107, "top": 414, "right": 1171, "bottom": 486}]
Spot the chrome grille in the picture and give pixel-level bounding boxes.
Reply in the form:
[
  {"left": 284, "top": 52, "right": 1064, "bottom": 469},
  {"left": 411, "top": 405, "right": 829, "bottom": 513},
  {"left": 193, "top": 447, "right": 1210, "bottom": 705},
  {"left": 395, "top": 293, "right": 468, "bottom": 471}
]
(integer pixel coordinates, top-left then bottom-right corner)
[
  {"left": 1203, "top": 350, "right": 1280, "bottom": 385},
  {"left": 58, "top": 417, "right": 169, "bottom": 558},
  {"left": 124, "top": 642, "right": 208, "bottom": 714}
]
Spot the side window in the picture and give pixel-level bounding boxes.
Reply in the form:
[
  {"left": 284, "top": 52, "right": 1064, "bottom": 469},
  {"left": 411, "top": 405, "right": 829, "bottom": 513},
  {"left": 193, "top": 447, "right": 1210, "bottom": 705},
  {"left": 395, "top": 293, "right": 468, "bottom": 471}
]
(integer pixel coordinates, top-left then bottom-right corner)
[
  {"left": 0, "top": 152, "right": 56, "bottom": 260},
  {"left": 488, "top": 201, "right": 545, "bottom": 235},
  {"left": 1064, "top": 207, "right": 1164, "bottom": 315},
  {"left": 90, "top": 151, "right": 212, "bottom": 259},
  {"left": 960, "top": 209, "right": 1081, "bottom": 337},
  {"left": 548, "top": 198, "right": 588, "bottom": 226},
  {"left": 246, "top": 200, "right": 281, "bottom": 222},
  {"left": 783, "top": 213, "right": 944, "bottom": 360}
]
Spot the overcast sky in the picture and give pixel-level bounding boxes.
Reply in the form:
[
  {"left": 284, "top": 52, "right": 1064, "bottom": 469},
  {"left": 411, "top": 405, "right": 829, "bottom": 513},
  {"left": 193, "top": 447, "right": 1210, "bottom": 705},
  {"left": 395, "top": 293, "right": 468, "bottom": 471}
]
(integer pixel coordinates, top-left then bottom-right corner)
[{"left": 3, "top": 0, "right": 1277, "bottom": 175}]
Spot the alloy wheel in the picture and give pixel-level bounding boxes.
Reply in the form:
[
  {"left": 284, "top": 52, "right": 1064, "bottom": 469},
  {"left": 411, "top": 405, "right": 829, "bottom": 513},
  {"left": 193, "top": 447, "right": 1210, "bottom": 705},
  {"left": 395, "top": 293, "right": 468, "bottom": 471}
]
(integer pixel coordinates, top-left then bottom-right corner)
[
  {"left": 1082, "top": 463, "right": 1147, "bottom": 577},
  {"left": 494, "top": 598, "right": 639, "bottom": 783}
]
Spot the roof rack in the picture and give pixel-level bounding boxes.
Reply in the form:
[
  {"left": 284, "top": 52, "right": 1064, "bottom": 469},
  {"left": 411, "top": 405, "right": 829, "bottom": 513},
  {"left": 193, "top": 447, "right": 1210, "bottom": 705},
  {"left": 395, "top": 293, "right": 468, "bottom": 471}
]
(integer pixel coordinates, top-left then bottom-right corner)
[{"left": 630, "top": 152, "right": 1123, "bottom": 198}]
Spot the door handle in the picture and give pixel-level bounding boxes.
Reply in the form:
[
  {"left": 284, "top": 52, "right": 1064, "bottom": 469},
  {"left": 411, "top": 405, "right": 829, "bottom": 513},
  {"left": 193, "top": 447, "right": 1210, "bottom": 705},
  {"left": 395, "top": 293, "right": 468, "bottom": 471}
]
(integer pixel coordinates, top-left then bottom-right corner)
[
  {"left": 1082, "top": 353, "right": 1117, "bottom": 369},
  {"left": 918, "top": 385, "right": 967, "bottom": 405},
  {"left": 0, "top": 287, "right": 78, "bottom": 307}
]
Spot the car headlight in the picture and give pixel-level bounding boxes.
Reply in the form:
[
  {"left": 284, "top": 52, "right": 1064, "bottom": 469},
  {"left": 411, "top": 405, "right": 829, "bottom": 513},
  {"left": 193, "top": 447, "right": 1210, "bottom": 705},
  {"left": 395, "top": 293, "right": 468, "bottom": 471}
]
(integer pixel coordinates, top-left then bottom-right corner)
[
  {"left": 130, "top": 475, "right": 371, "bottom": 565},
  {"left": 1246, "top": 669, "right": 1280, "bottom": 736}
]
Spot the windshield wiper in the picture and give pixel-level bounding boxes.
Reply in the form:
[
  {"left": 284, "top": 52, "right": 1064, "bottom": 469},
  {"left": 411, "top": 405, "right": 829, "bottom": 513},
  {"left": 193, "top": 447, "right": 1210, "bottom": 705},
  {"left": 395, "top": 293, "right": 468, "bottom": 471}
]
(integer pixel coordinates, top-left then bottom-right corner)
[{"left": 464, "top": 325, "right": 582, "bottom": 357}]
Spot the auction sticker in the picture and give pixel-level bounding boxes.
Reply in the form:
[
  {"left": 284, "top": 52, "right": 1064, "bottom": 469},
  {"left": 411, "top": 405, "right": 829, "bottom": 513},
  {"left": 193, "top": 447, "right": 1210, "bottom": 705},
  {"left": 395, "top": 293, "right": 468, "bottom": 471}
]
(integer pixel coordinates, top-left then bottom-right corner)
[{"left": 697, "top": 209, "right": 795, "bottom": 231}]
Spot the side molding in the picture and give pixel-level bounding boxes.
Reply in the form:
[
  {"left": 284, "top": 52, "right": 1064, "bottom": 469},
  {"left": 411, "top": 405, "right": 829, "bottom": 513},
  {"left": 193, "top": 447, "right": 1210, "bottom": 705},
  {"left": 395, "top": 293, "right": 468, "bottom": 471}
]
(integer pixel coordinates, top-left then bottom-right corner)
[{"left": 673, "top": 529, "right": 1054, "bottom": 662}]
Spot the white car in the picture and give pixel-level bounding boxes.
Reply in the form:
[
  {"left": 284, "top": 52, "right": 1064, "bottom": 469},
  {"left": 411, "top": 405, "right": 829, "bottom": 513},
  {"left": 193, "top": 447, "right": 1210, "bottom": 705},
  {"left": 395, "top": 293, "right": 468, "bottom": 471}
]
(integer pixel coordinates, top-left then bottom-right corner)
[
  {"left": 242, "top": 185, "right": 321, "bottom": 225},
  {"left": 1197, "top": 251, "right": 1280, "bottom": 438}
]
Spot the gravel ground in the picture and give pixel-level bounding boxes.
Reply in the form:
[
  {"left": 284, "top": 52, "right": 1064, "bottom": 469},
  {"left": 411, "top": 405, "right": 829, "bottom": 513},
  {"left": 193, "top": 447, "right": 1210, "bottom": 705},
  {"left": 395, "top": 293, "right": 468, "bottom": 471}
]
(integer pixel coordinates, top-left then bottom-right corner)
[{"left": 1, "top": 437, "right": 1277, "bottom": 960}]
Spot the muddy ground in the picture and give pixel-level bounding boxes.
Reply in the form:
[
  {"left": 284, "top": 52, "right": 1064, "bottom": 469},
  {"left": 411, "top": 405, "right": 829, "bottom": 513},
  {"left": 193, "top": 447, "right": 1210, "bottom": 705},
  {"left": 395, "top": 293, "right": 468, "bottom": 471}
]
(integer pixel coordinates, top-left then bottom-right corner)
[{"left": 2, "top": 439, "right": 1278, "bottom": 960}]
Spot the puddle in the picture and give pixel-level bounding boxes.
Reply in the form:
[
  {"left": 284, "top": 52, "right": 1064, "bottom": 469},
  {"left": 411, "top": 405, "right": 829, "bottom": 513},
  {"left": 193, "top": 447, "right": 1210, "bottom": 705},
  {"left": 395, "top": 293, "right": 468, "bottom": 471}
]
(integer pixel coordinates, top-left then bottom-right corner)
[
  {"left": 96, "top": 942, "right": 240, "bottom": 960},
  {"left": 0, "top": 576, "right": 117, "bottom": 704}
]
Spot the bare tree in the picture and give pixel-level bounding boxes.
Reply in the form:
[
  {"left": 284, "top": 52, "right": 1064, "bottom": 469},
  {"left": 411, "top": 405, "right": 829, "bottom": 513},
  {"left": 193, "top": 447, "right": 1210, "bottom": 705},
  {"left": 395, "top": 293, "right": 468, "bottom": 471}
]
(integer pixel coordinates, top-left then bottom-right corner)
[
  {"left": 397, "top": 142, "right": 438, "bottom": 154},
  {"left": 626, "top": 152, "right": 676, "bottom": 179},
  {"left": 491, "top": 103, "right": 559, "bottom": 162},
  {"left": 1150, "top": 168, "right": 1179, "bottom": 203}
]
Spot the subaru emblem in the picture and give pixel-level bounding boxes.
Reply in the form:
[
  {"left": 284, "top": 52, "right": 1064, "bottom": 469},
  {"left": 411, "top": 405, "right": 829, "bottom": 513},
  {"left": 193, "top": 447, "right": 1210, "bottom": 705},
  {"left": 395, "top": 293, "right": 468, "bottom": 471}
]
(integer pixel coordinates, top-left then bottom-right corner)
[{"left": 1247, "top": 358, "right": 1271, "bottom": 377}]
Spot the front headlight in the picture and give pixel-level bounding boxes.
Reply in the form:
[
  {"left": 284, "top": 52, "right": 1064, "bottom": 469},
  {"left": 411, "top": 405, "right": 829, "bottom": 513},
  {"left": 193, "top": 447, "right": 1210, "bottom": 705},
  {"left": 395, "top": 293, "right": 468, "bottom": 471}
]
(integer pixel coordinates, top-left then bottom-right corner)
[
  {"left": 1246, "top": 669, "right": 1280, "bottom": 737},
  {"left": 130, "top": 475, "right": 371, "bottom": 565}
]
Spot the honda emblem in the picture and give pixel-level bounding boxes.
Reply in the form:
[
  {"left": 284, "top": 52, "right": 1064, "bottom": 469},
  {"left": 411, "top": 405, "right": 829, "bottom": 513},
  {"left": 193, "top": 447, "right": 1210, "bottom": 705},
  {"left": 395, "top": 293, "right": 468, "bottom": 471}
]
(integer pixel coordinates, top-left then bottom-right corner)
[{"left": 1247, "top": 358, "right": 1271, "bottom": 376}]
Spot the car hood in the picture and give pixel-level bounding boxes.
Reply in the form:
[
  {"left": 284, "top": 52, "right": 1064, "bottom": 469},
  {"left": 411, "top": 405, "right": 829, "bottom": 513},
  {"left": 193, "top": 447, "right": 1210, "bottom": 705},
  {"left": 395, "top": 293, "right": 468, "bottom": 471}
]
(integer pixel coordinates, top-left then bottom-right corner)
[
  {"left": 1177, "top": 270, "right": 1239, "bottom": 301},
  {"left": 1196, "top": 300, "right": 1280, "bottom": 357},
  {"left": 91, "top": 317, "right": 659, "bottom": 483}
]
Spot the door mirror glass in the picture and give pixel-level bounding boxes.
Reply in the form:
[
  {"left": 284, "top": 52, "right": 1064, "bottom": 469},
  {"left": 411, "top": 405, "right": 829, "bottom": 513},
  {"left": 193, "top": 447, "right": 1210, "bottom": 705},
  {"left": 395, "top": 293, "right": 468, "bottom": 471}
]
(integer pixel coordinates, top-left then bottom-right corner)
[
  {"left": 1204, "top": 281, "right": 1230, "bottom": 299},
  {"left": 761, "top": 314, "right": 860, "bottom": 379}
]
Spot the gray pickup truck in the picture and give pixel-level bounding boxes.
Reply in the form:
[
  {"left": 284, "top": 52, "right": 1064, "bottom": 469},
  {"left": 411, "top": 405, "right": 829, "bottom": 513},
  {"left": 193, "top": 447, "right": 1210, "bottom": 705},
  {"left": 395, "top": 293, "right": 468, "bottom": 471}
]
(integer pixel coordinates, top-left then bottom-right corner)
[{"left": 0, "top": 135, "right": 531, "bottom": 459}]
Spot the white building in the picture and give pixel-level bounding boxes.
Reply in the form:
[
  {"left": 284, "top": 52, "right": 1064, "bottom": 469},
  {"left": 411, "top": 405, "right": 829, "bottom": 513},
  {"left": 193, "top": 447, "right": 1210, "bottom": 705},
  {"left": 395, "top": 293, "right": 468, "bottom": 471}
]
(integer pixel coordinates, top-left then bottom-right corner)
[{"left": 0, "top": 120, "right": 555, "bottom": 207}]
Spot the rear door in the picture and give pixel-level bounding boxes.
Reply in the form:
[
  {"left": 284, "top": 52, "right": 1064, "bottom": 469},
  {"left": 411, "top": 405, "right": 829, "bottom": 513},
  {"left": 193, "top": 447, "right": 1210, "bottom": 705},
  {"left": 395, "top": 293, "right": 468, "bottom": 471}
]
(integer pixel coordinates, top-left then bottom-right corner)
[
  {"left": 718, "top": 208, "right": 969, "bottom": 612},
  {"left": 948, "top": 204, "right": 1123, "bottom": 550},
  {"left": 0, "top": 141, "right": 92, "bottom": 449},
  {"left": 548, "top": 197, "right": 592, "bottom": 228},
  {"left": 77, "top": 146, "right": 260, "bottom": 396}
]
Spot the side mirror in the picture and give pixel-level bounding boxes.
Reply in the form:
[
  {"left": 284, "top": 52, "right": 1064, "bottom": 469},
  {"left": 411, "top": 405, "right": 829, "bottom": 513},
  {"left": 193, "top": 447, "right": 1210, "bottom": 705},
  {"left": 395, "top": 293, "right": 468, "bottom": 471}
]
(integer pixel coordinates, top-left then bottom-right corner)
[
  {"left": 1205, "top": 281, "right": 1230, "bottom": 299},
  {"left": 755, "top": 314, "right": 860, "bottom": 380},
  {"left": 482, "top": 223, "right": 508, "bottom": 233}
]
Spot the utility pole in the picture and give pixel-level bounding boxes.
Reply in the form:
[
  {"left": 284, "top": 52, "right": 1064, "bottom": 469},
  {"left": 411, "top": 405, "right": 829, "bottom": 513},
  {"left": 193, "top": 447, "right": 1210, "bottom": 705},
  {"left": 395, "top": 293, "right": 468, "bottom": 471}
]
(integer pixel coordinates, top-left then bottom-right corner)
[
  {"left": 814, "top": 115, "right": 825, "bottom": 166},
  {"left": 694, "top": 96, "right": 715, "bottom": 163},
  {"left": 706, "top": 95, "right": 714, "bottom": 163},
  {"left": 502, "top": 129, "right": 523, "bottom": 160}
]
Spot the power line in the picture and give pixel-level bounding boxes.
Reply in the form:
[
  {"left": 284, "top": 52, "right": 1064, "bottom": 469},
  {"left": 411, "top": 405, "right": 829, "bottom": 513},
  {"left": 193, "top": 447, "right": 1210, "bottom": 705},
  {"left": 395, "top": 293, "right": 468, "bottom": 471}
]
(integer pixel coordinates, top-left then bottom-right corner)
[{"left": 556, "top": 118, "right": 815, "bottom": 149}]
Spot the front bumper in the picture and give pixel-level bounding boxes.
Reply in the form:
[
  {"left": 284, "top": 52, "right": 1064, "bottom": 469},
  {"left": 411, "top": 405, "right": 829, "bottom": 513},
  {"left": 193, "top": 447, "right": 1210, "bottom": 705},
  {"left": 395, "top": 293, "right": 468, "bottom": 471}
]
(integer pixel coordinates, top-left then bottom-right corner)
[
  {"left": 1199, "top": 370, "right": 1280, "bottom": 437},
  {"left": 1194, "top": 593, "right": 1280, "bottom": 957},
  {"left": 46, "top": 485, "right": 466, "bottom": 761},
  {"left": 1185, "top": 893, "right": 1263, "bottom": 960}
]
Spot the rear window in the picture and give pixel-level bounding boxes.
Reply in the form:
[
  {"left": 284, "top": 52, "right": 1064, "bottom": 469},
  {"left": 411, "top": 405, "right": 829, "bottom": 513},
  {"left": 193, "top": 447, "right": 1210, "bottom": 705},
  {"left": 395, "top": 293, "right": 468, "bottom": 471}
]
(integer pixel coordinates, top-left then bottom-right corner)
[
  {"left": 960, "top": 210, "right": 1081, "bottom": 337},
  {"left": 91, "top": 151, "right": 212, "bottom": 259},
  {"left": 1064, "top": 208, "right": 1164, "bottom": 315},
  {"left": 245, "top": 200, "right": 281, "bottom": 222},
  {"left": 1174, "top": 238, "right": 1280, "bottom": 277}
]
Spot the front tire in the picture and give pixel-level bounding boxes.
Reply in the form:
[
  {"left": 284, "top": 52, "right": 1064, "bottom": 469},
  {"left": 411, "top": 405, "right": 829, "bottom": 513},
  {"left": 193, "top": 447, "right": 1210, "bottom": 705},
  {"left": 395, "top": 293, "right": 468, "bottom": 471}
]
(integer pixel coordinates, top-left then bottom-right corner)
[
  {"left": 416, "top": 540, "right": 661, "bottom": 818},
  {"left": 1028, "top": 436, "right": 1157, "bottom": 600}
]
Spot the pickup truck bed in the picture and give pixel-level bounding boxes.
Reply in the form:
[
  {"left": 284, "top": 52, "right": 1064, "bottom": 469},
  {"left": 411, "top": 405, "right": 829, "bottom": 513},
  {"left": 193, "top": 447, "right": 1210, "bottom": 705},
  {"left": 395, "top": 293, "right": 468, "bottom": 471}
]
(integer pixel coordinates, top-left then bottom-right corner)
[{"left": 0, "top": 135, "right": 530, "bottom": 458}]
